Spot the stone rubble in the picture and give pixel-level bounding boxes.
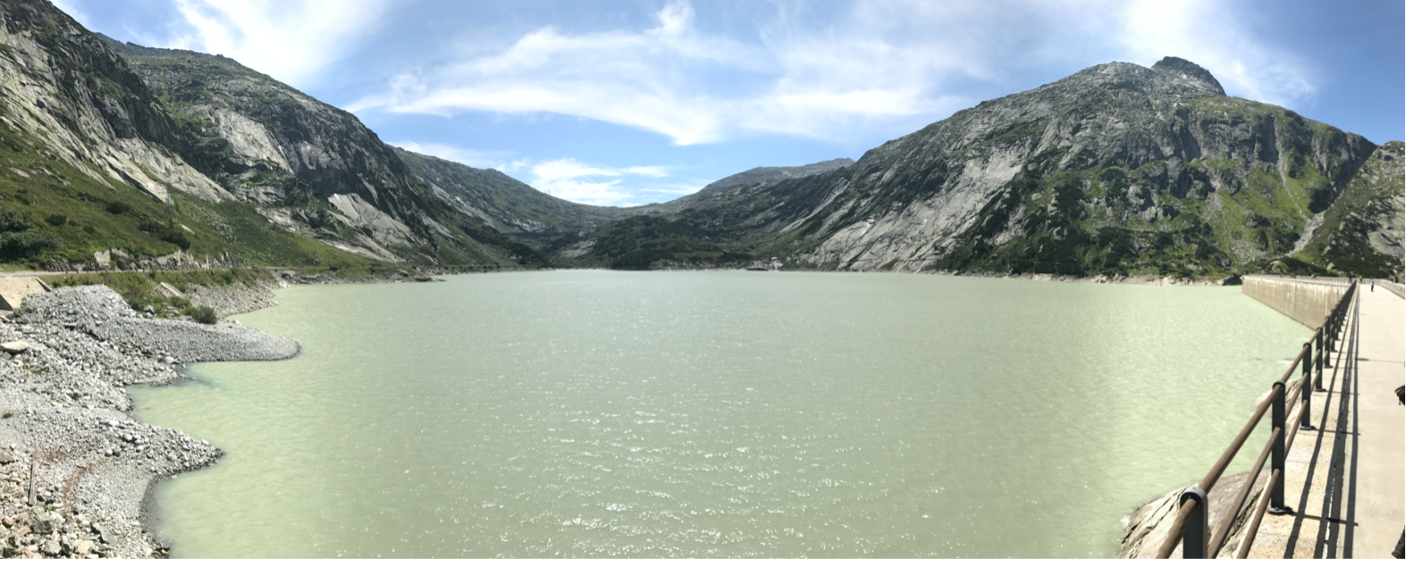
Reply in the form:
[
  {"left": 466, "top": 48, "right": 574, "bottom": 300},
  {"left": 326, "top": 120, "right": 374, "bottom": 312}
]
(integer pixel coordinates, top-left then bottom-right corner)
[{"left": 0, "top": 283, "right": 296, "bottom": 558}]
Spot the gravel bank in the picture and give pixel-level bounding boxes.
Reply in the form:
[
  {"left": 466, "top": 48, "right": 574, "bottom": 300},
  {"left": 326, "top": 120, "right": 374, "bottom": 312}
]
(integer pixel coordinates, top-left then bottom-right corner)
[
  {"left": 19, "top": 286, "right": 298, "bottom": 364},
  {"left": 0, "top": 283, "right": 294, "bottom": 558}
]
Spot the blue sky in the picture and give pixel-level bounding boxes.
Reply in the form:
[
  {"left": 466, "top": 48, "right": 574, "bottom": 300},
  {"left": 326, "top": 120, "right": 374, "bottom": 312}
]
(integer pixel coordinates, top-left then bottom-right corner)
[{"left": 53, "top": 0, "right": 1406, "bottom": 207}]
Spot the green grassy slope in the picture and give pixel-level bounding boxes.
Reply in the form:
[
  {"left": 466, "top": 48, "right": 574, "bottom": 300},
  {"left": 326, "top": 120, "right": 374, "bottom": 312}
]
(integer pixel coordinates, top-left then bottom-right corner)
[{"left": 0, "top": 111, "right": 383, "bottom": 270}]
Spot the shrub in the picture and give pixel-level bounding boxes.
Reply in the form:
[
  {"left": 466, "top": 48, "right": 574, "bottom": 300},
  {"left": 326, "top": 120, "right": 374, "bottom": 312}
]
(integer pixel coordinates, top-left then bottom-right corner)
[
  {"left": 105, "top": 201, "right": 130, "bottom": 214},
  {"left": 0, "top": 231, "right": 59, "bottom": 260},
  {"left": 187, "top": 305, "right": 218, "bottom": 325},
  {"left": 169, "top": 296, "right": 191, "bottom": 309},
  {"left": 139, "top": 221, "right": 192, "bottom": 250},
  {"left": 0, "top": 205, "right": 30, "bottom": 232},
  {"left": 44, "top": 213, "right": 66, "bottom": 226}
]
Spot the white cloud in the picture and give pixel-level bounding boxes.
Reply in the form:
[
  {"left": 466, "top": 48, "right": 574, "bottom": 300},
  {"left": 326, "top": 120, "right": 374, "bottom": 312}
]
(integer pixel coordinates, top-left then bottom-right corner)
[
  {"left": 163, "top": 0, "right": 392, "bottom": 87},
  {"left": 527, "top": 158, "right": 678, "bottom": 206},
  {"left": 347, "top": 0, "right": 983, "bottom": 145},
  {"left": 390, "top": 142, "right": 678, "bottom": 204},
  {"left": 1116, "top": 0, "right": 1315, "bottom": 108},
  {"left": 346, "top": 0, "right": 1320, "bottom": 146}
]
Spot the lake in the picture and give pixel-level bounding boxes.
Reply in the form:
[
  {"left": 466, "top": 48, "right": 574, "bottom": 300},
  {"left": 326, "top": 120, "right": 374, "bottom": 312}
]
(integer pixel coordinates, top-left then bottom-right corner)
[{"left": 130, "top": 271, "right": 1307, "bottom": 558}]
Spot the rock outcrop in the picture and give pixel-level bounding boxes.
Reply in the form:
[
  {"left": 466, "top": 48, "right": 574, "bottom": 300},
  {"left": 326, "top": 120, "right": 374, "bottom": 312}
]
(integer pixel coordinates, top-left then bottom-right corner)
[
  {"left": 560, "top": 57, "right": 1398, "bottom": 277},
  {"left": 0, "top": 1, "right": 230, "bottom": 204},
  {"left": 1298, "top": 141, "right": 1405, "bottom": 276}
]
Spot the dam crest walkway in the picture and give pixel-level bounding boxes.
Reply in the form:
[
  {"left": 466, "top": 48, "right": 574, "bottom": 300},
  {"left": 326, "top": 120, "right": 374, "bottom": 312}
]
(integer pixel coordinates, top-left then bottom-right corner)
[{"left": 1244, "top": 283, "right": 1404, "bottom": 558}]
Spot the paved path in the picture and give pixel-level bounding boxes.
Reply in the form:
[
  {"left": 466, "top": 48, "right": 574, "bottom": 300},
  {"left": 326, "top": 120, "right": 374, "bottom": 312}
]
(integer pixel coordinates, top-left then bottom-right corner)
[{"left": 1243, "top": 284, "right": 1404, "bottom": 558}]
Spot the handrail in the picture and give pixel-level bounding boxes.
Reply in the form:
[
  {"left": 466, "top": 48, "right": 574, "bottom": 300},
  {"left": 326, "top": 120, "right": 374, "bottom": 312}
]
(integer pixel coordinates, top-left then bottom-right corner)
[{"left": 1156, "top": 280, "right": 1357, "bottom": 558}]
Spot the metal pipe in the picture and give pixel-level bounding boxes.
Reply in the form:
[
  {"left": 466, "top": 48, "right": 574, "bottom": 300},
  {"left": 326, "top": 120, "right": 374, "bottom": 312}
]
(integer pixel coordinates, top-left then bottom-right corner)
[
  {"left": 1237, "top": 468, "right": 1282, "bottom": 558},
  {"left": 1284, "top": 375, "right": 1303, "bottom": 409},
  {"left": 1269, "top": 382, "right": 1289, "bottom": 514},
  {"left": 1314, "top": 327, "right": 1325, "bottom": 391},
  {"left": 1209, "top": 427, "right": 1280, "bottom": 557},
  {"left": 1156, "top": 383, "right": 1279, "bottom": 558},
  {"left": 1181, "top": 486, "right": 1210, "bottom": 558},
  {"left": 1299, "top": 345, "right": 1312, "bottom": 430},
  {"left": 1284, "top": 403, "right": 1304, "bottom": 448},
  {"left": 1277, "top": 346, "right": 1308, "bottom": 385},
  {"left": 1157, "top": 500, "right": 1196, "bottom": 558},
  {"left": 1159, "top": 280, "right": 1355, "bottom": 558}
]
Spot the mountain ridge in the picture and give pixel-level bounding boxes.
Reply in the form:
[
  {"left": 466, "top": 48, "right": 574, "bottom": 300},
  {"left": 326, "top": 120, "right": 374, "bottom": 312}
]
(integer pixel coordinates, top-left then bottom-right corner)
[
  {"left": 554, "top": 57, "right": 1400, "bottom": 277},
  {"left": 0, "top": 0, "right": 1398, "bottom": 278}
]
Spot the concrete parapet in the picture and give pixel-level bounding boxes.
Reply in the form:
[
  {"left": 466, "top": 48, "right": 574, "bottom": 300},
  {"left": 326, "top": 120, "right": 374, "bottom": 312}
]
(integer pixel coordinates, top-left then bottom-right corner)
[
  {"left": 1379, "top": 280, "right": 1405, "bottom": 299},
  {"left": 1241, "top": 275, "right": 1350, "bottom": 328},
  {"left": 0, "top": 276, "right": 50, "bottom": 311}
]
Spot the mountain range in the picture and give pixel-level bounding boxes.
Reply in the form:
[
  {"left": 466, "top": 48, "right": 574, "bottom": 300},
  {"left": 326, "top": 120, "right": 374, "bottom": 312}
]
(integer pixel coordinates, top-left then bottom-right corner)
[{"left": 0, "top": 0, "right": 1400, "bottom": 278}]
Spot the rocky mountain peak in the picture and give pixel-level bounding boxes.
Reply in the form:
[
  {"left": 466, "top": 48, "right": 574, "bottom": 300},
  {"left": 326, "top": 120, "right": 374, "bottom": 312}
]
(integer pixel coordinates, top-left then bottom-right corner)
[{"left": 1151, "top": 56, "right": 1225, "bottom": 96}]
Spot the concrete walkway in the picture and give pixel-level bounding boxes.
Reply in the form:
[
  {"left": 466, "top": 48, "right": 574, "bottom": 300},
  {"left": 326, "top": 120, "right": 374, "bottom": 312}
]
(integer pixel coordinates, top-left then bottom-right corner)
[{"left": 1242, "top": 285, "right": 1404, "bottom": 558}]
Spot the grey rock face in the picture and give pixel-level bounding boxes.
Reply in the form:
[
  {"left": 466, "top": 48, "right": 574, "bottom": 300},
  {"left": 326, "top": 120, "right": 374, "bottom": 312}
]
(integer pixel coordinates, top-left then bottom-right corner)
[
  {"left": 1151, "top": 56, "right": 1226, "bottom": 96},
  {"left": 103, "top": 38, "right": 434, "bottom": 248},
  {"left": 101, "top": 37, "right": 531, "bottom": 265},
  {"left": 565, "top": 57, "right": 1392, "bottom": 277},
  {"left": 0, "top": 3, "right": 231, "bottom": 204},
  {"left": 1300, "top": 140, "right": 1406, "bottom": 275}
]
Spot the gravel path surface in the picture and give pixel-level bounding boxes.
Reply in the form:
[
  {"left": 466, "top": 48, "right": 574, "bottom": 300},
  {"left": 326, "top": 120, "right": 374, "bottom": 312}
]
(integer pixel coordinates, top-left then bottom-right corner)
[{"left": 0, "top": 283, "right": 294, "bottom": 558}]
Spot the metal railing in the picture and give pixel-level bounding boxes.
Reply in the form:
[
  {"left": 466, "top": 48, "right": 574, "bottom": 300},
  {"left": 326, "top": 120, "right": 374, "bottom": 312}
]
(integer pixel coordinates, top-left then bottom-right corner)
[{"left": 1156, "top": 280, "right": 1358, "bottom": 558}]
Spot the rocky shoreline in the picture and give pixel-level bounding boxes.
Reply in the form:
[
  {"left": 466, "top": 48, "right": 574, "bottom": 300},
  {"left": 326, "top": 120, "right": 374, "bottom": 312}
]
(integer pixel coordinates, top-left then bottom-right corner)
[
  {"left": 0, "top": 281, "right": 296, "bottom": 558},
  {"left": 0, "top": 265, "right": 475, "bottom": 558}
]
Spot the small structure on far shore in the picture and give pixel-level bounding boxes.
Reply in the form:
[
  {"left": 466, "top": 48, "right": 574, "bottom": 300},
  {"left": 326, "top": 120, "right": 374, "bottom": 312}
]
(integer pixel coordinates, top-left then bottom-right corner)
[{"left": 747, "top": 257, "right": 783, "bottom": 271}]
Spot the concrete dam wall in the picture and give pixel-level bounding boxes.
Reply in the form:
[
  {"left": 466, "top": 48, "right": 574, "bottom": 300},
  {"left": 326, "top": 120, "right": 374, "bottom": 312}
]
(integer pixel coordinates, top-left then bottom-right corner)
[{"left": 1241, "top": 276, "right": 1351, "bottom": 328}]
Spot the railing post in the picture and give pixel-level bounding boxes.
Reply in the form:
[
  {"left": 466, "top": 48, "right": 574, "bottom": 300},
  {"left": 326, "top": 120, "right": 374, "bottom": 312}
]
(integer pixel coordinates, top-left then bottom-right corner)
[
  {"left": 1300, "top": 343, "right": 1312, "bottom": 430},
  {"left": 1330, "top": 303, "right": 1341, "bottom": 350},
  {"left": 1314, "top": 327, "right": 1325, "bottom": 392},
  {"left": 1181, "top": 486, "right": 1210, "bottom": 558},
  {"left": 1269, "top": 381, "right": 1291, "bottom": 514},
  {"left": 1333, "top": 303, "right": 1342, "bottom": 350}
]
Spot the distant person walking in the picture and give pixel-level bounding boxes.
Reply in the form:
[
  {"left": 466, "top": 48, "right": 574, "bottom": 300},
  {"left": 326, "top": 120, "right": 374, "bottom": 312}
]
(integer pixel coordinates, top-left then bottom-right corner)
[{"left": 1370, "top": 278, "right": 1375, "bottom": 292}]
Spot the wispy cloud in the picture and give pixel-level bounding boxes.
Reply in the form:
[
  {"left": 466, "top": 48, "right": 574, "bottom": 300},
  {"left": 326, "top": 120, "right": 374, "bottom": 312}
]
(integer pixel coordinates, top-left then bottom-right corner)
[
  {"left": 347, "top": 0, "right": 1320, "bottom": 146},
  {"left": 347, "top": 0, "right": 979, "bottom": 145},
  {"left": 527, "top": 158, "right": 679, "bottom": 206},
  {"left": 395, "top": 140, "right": 682, "bottom": 205},
  {"left": 161, "top": 0, "right": 392, "bottom": 87}
]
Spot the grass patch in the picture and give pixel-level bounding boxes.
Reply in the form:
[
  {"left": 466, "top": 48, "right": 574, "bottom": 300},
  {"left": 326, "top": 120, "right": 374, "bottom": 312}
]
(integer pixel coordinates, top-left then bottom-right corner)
[{"left": 41, "top": 268, "right": 271, "bottom": 312}]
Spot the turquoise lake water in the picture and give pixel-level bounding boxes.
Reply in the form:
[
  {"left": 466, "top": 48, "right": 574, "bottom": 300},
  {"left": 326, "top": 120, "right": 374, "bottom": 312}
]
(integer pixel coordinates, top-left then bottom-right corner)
[{"left": 129, "top": 271, "right": 1308, "bottom": 557}]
